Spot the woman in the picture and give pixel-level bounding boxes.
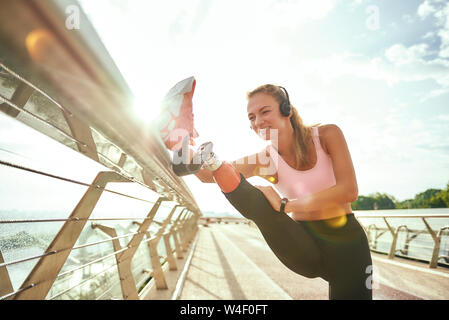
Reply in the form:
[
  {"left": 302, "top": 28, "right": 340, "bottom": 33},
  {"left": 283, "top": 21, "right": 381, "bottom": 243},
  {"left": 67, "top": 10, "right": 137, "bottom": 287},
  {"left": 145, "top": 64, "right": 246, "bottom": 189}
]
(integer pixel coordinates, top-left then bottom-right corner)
[{"left": 190, "top": 84, "right": 372, "bottom": 300}]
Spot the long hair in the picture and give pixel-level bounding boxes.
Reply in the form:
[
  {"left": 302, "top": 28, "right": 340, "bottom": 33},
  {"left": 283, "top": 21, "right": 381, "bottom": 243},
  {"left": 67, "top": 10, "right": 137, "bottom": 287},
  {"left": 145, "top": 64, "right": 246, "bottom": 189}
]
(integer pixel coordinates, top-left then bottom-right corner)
[{"left": 247, "top": 84, "right": 315, "bottom": 169}]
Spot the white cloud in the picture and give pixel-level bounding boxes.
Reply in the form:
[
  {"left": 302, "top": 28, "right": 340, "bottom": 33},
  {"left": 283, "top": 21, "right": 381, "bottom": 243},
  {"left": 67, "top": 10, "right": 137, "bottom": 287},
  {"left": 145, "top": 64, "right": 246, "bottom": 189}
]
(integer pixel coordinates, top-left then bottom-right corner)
[
  {"left": 349, "top": 0, "right": 366, "bottom": 7},
  {"left": 438, "top": 114, "right": 449, "bottom": 121},
  {"left": 422, "top": 31, "right": 435, "bottom": 40},
  {"left": 417, "top": 0, "right": 436, "bottom": 20},
  {"left": 435, "top": 3, "right": 449, "bottom": 58},
  {"left": 286, "top": 45, "right": 448, "bottom": 92},
  {"left": 374, "top": 3, "right": 449, "bottom": 100},
  {"left": 381, "top": 43, "right": 449, "bottom": 101},
  {"left": 420, "top": 87, "right": 449, "bottom": 102},
  {"left": 385, "top": 43, "right": 430, "bottom": 65},
  {"left": 438, "top": 28, "right": 449, "bottom": 58},
  {"left": 416, "top": 1, "right": 449, "bottom": 58},
  {"left": 268, "top": 0, "right": 338, "bottom": 26},
  {"left": 278, "top": 43, "right": 449, "bottom": 104}
]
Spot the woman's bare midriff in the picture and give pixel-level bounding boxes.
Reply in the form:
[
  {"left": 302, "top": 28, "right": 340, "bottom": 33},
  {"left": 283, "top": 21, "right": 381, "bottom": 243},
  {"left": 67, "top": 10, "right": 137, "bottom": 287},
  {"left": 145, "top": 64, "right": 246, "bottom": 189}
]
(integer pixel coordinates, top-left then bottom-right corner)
[{"left": 291, "top": 203, "right": 352, "bottom": 221}]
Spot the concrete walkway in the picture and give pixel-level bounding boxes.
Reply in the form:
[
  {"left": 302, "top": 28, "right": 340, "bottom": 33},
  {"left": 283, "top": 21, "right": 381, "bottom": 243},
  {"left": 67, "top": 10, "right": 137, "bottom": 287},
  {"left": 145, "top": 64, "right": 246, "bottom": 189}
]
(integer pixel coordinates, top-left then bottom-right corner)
[
  {"left": 179, "top": 223, "right": 449, "bottom": 300},
  {"left": 179, "top": 224, "right": 291, "bottom": 299}
]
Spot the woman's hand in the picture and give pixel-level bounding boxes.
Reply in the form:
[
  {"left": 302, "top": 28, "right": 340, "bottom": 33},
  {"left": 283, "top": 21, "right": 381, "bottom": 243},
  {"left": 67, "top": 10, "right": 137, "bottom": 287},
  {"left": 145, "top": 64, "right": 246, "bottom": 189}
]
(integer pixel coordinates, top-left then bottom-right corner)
[{"left": 254, "top": 185, "right": 282, "bottom": 212}]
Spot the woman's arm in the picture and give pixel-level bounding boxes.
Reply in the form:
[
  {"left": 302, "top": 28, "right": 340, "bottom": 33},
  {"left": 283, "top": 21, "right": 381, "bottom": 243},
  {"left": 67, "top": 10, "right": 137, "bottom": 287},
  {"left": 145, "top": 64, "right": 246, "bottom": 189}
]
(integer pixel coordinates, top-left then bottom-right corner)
[
  {"left": 195, "top": 150, "right": 263, "bottom": 183},
  {"left": 255, "top": 124, "right": 357, "bottom": 221},
  {"left": 285, "top": 124, "right": 358, "bottom": 218}
]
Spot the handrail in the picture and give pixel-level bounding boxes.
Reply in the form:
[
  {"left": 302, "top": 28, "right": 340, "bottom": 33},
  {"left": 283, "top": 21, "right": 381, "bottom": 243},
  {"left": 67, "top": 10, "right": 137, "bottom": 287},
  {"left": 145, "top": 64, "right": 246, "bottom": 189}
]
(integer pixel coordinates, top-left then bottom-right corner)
[
  {"left": 0, "top": 0, "right": 200, "bottom": 212},
  {"left": 0, "top": 0, "right": 204, "bottom": 300},
  {"left": 355, "top": 213, "right": 449, "bottom": 218},
  {"left": 355, "top": 214, "right": 449, "bottom": 268},
  {"left": 0, "top": 217, "right": 173, "bottom": 224}
]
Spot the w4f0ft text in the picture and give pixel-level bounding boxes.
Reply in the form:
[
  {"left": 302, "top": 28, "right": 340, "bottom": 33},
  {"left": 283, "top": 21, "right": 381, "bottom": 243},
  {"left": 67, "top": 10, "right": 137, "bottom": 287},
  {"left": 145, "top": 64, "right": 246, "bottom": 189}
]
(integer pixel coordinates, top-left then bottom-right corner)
[{"left": 180, "top": 304, "right": 268, "bottom": 317}]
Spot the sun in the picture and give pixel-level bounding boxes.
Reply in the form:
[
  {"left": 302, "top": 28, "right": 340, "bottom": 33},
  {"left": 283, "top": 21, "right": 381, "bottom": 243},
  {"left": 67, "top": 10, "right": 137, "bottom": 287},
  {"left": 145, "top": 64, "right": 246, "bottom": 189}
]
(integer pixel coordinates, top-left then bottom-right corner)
[{"left": 131, "top": 94, "right": 161, "bottom": 126}]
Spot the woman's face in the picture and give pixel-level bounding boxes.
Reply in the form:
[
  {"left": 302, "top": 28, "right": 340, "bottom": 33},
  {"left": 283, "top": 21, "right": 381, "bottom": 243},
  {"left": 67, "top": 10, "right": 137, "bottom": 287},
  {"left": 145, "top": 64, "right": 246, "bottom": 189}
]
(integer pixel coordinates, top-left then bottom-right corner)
[{"left": 247, "top": 92, "right": 290, "bottom": 140}]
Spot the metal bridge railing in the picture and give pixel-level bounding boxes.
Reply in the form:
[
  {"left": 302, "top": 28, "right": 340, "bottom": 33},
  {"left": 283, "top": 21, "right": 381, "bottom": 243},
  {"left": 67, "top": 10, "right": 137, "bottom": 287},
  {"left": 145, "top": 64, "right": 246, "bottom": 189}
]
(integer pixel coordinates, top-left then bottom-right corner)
[
  {"left": 0, "top": 160, "right": 199, "bottom": 300},
  {"left": 0, "top": 0, "right": 204, "bottom": 300},
  {"left": 355, "top": 213, "right": 449, "bottom": 269},
  {"left": 0, "top": 0, "right": 201, "bottom": 209}
]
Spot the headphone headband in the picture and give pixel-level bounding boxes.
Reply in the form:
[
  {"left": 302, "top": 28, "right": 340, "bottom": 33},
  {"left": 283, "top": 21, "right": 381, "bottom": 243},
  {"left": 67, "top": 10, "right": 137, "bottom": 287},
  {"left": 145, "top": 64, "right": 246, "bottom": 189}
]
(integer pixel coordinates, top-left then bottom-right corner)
[
  {"left": 278, "top": 86, "right": 291, "bottom": 117},
  {"left": 278, "top": 86, "right": 290, "bottom": 102}
]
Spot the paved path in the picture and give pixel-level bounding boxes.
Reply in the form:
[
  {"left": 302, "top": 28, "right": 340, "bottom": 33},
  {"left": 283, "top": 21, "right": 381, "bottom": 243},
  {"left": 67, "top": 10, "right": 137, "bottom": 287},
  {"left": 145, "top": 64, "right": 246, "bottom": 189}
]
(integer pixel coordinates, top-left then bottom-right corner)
[
  {"left": 179, "top": 224, "right": 291, "bottom": 299},
  {"left": 179, "top": 224, "right": 449, "bottom": 300}
]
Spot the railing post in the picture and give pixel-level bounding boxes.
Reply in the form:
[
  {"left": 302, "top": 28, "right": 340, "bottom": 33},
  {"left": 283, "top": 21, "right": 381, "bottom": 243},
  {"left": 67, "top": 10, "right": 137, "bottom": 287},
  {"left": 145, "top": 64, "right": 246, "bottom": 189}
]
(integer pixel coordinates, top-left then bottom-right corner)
[
  {"left": 148, "top": 204, "right": 182, "bottom": 276},
  {"left": 177, "top": 210, "right": 190, "bottom": 253},
  {"left": 93, "top": 196, "right": 168, "bottom": 298},
  {"left": 183, "top": 212, "right": 194, "bottom": 246},
  {"left": 0, "top": 250, "right": 14, "bottom": 299},
  {"left": 367, "top": 224, "right": 376, "bottom": 249},
  {"left": 172, "top": 230, "right": 184, "bottom": 260},
  {"left": 179, "top": 212, "right": 191, "bottom": 246},
  {"left": 192, "top": 213, "right": 200, "bottom": 240},
  {"left": 171, "top": 209, "right": 186, "bottom": 260},
  {"left": 383, "top": 217, "right": 397, "bottom": 259},
  {"left": 162, "top": 232, "right": 177, "bottom": 271},
  {"left": 394, "top": 225, "right": 408, "bottom": 256},
  {"left": 0, "top": 81, "right": 35, "bottom": 118},
  {"left": 147, "top": 238, "right": 168, "bottom": 290},
  {"left": 172, "top": 209, "right": 187, "bottom": 255},
  {"left": 422, "top": 218, "right": 439, "bottom": 268},
  {"left": 422, "top": 218, "right": 440, "bottom": 268},
  {"left": 91, "top": 224, "right": 138, "bottom": 299},
  {"left": 435, "top": 227, "right": 449, "bottom": 267},
  {"left": 403, "top": 230, "right": 424, "bottom": 257},
  {"left": 116, "top": 197, "right": 168, "bottom": 266},
  {"left": 12, "top": 171, "right": 131, "bottom": 300}
]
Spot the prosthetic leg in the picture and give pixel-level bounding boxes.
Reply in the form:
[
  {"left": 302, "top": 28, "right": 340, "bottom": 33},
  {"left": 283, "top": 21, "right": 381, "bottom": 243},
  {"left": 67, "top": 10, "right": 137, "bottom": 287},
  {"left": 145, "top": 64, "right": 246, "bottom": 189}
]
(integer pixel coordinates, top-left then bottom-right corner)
[
  {"left": 171, "top": 138, "right": 325, "bottom": 279},
  {"left": 171, "top": 135, "right": 241, "bottom": 193}
]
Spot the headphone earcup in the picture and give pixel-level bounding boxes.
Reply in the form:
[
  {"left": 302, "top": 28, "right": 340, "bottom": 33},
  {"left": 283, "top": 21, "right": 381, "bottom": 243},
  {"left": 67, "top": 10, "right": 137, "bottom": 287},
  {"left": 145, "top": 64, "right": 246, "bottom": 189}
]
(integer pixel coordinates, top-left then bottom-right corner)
[{"left": 280, "top": 101, "right": 291, "bottom": 117}]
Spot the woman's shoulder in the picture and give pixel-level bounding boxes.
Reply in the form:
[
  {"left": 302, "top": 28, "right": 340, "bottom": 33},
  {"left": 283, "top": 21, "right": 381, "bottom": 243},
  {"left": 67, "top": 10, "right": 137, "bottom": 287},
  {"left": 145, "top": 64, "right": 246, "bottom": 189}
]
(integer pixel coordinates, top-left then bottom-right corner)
[
  {"left": 316, "top": 123, "right": 342, "bottom": 136},
  {"left": 315, "top": 124, "right": 344, "bottom": 154}
]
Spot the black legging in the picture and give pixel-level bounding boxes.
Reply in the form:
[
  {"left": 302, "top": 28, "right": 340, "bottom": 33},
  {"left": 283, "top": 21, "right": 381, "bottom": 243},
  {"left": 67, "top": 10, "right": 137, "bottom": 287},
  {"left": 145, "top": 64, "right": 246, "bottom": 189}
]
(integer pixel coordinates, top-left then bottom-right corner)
[{"left": 222, "top": 174, "right": 373, "bottom": 300}]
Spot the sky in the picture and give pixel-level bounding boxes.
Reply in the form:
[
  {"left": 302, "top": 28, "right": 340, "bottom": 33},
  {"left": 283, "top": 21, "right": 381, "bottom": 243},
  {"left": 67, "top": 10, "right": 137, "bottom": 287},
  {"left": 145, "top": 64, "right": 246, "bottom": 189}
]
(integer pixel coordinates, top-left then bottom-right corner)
[{"left": 1, "top": 0, "right": 449, "bottom": 216}]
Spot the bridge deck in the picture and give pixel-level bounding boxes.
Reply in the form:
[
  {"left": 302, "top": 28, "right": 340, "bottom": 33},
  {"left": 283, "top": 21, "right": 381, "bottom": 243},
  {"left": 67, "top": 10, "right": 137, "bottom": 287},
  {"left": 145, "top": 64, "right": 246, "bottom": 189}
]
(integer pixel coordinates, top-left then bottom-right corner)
[{"left": 178, "top": 224, "right": 449, "bottom": 300}]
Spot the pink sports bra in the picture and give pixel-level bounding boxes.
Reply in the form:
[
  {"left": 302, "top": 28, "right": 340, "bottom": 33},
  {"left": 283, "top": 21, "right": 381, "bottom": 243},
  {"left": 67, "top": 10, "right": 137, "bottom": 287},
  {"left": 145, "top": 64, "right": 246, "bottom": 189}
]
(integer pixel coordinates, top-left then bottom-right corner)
[{"left": 268, "top": 126, "right": 336, "bottom": 200}]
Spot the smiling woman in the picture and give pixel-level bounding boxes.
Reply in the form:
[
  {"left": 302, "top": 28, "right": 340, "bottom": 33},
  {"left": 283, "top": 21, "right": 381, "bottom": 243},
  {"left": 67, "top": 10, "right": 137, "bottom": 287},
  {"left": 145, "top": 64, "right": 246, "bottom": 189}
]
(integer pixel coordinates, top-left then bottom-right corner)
[{"left": 179, "top": 83, "right": 372, "bottom": 300}]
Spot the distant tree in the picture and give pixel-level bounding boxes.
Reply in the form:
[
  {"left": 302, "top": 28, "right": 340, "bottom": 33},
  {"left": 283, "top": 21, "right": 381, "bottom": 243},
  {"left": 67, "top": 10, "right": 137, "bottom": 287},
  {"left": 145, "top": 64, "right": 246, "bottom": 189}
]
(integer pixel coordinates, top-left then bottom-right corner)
[
  {"left": 428, "top": 183, "right": 449, "bottom": 208},
  {"left": 441, "top": 183, "right": 449, "bottom": 206},
  {"left": 429, "top": 193, "right": 447, "bottom": 208},
  {"left": 395, "top": 199, "right": 414, "bottom": 209},
  {"left": 352, "top": 183, "right": 449, "bottom": 210},
  {"left": 371, "top": 192, "right": 396, "bottom": 209},
  {"left": 414, "top": 188, "right": 442, "bottom": 207},
  {"left": 352, "top": 195, "right": 376, "bottom": 210}
]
